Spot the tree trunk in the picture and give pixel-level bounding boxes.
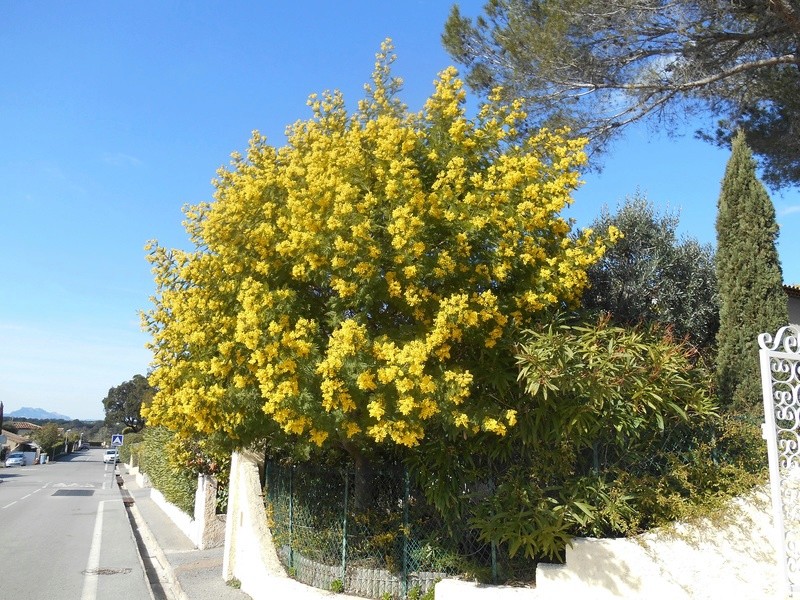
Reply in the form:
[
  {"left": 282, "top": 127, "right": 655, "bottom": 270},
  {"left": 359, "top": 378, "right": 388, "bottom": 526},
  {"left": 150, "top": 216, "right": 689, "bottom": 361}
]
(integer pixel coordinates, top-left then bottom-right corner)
[{"left": 342, "top": 442, "right": 374, "bottom": 512}]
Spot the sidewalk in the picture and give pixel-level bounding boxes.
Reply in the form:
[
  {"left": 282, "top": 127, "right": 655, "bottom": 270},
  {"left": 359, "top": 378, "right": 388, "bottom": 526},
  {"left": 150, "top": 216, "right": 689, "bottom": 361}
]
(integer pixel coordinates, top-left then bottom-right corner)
[{"left": 118, "top": 468, "right": 251, "bottom": 600}]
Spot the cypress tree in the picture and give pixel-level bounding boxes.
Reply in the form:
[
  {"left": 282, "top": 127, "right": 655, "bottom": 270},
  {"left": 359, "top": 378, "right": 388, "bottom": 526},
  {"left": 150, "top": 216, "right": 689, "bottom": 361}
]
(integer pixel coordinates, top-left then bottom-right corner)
[{"left": 715, "top": 131, "right": 788, "bottom": 410}]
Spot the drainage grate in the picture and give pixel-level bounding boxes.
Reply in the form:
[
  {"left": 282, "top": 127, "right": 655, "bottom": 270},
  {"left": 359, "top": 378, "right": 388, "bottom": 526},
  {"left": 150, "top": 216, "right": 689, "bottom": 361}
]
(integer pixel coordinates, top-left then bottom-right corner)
[{"left": 52, "top": 489, "right": 95, "bottom": 497}]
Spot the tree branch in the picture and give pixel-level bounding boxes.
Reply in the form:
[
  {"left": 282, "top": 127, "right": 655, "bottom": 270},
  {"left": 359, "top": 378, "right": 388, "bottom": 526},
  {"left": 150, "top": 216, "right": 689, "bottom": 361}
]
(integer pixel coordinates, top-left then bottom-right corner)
[
  {"left": 566, "top": 53, "right": 799, "bottom": 93},
  {"left": 770, "top": 0, "right": 800, "bottom": 36}
]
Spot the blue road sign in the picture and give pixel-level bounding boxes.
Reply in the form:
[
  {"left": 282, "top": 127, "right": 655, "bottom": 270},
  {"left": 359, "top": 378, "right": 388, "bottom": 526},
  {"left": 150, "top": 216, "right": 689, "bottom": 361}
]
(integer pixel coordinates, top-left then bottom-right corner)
[{"left": 111, "top": 434, "right": 124, "bottom": 446}]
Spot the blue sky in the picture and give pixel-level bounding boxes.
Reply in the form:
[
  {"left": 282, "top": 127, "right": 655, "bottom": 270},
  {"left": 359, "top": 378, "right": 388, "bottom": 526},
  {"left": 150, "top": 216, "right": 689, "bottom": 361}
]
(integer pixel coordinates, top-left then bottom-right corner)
[{"left": 2, "top": 2, "right": 798, "bottom": 420}]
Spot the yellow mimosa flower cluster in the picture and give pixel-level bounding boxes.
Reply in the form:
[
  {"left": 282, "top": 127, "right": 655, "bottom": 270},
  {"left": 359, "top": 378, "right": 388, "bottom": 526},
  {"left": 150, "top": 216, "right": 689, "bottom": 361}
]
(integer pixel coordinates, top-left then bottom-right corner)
[{"left": 141, "top": 41, "right": 613, "bottom": 451}]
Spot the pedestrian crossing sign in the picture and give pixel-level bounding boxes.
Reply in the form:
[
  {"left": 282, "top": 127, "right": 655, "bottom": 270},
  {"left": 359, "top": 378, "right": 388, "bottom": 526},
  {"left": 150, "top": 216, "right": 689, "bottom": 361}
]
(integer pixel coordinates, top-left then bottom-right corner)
[{"left": 111, "top": 434, "right": 124, "bottom": 446}]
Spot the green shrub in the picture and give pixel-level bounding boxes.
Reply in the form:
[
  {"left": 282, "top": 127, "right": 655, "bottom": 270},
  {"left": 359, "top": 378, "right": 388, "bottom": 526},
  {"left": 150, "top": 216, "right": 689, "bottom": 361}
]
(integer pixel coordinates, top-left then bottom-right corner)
[
  {"left": 411, "top": 313, "right": 761, "bottom": 561},
  {"left": 139, "top": 426, "right": 197, "bottom": 515},
  {"left": 118, "top": 431, "right": 144, "bottom": 464},
  {"left": 226, "top": 578, "right": 241, "bottom": 589}
]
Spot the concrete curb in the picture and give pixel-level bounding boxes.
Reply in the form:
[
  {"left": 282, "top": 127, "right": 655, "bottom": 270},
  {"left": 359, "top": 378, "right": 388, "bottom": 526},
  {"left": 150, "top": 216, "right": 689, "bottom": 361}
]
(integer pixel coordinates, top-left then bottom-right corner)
[
  {"left": 116, "top": 468, "right": 183, "bottom": 600},
  {"left": 117, "top": 470, "right": 251, "bottom": 600},
  {"left": 128, "top": 500, "right": 186, "bottom": 600}
]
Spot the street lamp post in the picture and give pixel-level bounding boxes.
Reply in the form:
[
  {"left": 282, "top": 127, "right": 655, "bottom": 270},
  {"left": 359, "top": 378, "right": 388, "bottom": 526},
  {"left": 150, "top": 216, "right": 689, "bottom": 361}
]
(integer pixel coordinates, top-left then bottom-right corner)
[{"left": 64, "top": 429, "right": 71, "bottom": 454}]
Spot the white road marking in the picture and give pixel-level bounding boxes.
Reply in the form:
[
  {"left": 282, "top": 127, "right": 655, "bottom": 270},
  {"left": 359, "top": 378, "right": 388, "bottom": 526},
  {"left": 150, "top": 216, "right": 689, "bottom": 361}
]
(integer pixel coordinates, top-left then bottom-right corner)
[
  {"left": 81, "top": 500, "right": 105, "bottom": 600},
  {"left": 0, "top": 485, "right": 46, "bottom": 508},
  {"left": 53, "top": 482, "right": 97, "bottom": 488}
]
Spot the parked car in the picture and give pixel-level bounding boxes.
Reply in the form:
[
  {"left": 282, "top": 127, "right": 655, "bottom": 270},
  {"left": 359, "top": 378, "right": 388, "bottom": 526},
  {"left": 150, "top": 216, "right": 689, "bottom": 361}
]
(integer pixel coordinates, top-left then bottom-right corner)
[
  {"left": 5, "top": 452, "right": 25, "bottom": 467},
  {"left": 103, "top": 449, "right": 118, "bottom": 464}
]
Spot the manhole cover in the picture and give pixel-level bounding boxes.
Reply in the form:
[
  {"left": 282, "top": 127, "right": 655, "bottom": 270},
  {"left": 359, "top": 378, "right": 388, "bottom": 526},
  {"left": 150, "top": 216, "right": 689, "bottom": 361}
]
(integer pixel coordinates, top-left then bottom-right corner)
[{"left": 52, "top": 489, "right": 95, "bottom": 497}]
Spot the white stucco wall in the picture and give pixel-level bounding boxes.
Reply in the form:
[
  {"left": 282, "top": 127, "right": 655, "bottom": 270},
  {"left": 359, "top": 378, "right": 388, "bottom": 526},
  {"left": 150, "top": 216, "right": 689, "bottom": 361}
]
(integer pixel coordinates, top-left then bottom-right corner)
[
  {"left": 223, "top": 451, "right": 363, "bottom": 600},
  {"left": 434, "top": 488, "right": 783, "bottom": 600},
  {"left": 217, "top": 452, "right": 786, "bottom": 600},
  {"left": 150, "top": 485, "right": 197, "bottom": 544},
  {"left": 195, "top": 474, "right": 226, "bottom": 549},
  {"left": 131, "top": 462, "right": 225, "bottom": 550}
]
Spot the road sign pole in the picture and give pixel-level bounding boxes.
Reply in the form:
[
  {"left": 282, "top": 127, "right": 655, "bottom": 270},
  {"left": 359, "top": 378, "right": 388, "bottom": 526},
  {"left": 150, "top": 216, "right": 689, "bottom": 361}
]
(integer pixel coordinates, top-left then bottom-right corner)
[{"left": 109, "top": 434, "right": 124, "bottom": 486}]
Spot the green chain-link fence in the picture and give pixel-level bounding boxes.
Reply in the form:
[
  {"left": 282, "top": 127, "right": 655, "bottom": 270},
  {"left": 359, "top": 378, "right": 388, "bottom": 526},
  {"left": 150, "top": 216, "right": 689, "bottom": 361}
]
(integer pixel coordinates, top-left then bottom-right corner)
[
  {"left": 262, "top": 412, "right": 762, "bottom": 599},
  {"left": 264, "top": 459, "right": 535, "bottom": 599}
]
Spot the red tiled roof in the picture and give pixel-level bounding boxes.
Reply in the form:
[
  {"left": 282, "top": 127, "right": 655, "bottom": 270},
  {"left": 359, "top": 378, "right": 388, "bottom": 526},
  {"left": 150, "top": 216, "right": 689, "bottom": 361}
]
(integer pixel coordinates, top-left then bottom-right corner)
[{"left": 6, "top": 421, "right": 41, "bottom": 431}]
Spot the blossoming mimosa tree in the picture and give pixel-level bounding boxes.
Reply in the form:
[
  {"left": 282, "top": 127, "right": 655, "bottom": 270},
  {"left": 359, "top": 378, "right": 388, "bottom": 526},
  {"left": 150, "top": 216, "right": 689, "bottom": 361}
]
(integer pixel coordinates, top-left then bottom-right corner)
[{"left": 142, "top": 41, "right": 614, "bottom": 463}]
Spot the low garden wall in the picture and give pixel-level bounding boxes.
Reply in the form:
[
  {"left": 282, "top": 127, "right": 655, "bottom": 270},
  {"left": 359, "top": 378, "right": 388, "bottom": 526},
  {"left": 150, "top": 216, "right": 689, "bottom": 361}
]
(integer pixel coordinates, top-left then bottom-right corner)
[
  {"left": 147, "top": 451, "right": 783, "bottom": 599},
  {"left": 436, "top": 489, "right": 781, "bottom": 600},
  {"left": 127, "top": 462, "right": 225, "bottom": 550},
  {"left": 126, "top": 453, "right": 781, "bottom": 600},
  {"left": 222, "top": 451, "right": 363, "bottom": 600},
  {"left": 549, "top": 491, "right": 779, "bottom": 599}
]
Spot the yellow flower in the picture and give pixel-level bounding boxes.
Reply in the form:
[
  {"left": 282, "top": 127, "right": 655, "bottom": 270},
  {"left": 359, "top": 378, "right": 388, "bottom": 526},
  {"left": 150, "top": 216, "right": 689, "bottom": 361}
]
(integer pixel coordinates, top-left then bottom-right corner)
[
  {"left": 506, "top": 409, "right": 517, "bottom": 427},
  {"left": 356, "top": 371, "right": 377, "bottom": 391},
  {"left": 344, "top": 422, "right": 361, "bottom": 438},
  {"left": 482, "top": 418, "right": 507, "bottom": 436},
  {"left": 398, "top": 395, "right": 416, "bottom": 415},
  {"left": 368, "top": 399, "right": 385, "bottom": 420},
  {"left": 310, "top": 429, "right": 329, "bottom": 446}
]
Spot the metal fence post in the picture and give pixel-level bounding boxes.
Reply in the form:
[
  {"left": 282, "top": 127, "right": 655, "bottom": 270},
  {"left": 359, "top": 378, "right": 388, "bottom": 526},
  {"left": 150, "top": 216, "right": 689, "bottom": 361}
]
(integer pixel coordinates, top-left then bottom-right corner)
[
  {"left": 402, "top": 467, "right": 410, "bottom": 599},
  {"left": 491, "top": 541, "right": 498, "bottom": 584},
  {"left": 489, "top": 467, "right": 498, "bottom": 584},
  {"left": 289, "top": 465, "right": 295, "bottom": 570},
  {"left": 341, "top": 469, "right": 349, "bottom": 587}
]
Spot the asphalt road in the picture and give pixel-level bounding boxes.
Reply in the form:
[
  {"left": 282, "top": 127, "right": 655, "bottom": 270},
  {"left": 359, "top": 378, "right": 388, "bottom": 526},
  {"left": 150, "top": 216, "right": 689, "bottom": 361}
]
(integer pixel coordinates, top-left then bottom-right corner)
[{"left": 0, "top": 448, "right": 153, "bottom": 599}]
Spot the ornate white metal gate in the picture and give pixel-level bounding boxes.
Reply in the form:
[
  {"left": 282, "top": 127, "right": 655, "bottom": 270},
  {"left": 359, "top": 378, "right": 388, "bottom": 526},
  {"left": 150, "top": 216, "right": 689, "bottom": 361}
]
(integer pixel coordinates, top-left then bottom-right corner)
[{"left": 760, "top": 324, "right": 800, "bottom": 597}]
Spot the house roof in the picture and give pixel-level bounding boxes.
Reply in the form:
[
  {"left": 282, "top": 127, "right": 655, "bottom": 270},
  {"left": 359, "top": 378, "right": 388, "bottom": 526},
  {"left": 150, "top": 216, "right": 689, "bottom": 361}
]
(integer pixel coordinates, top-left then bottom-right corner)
[
  {"left": 2, "top": 430, "right": 27, "bottom": 443},
  {"left": 6, "top": 421, "right": 41, "bottom": 431},
  {"left": 786, "top": 284, "right": 800, "bottom": 298},
  {"left": 1, "top": 430, "right": 32, "bottom": 451}
]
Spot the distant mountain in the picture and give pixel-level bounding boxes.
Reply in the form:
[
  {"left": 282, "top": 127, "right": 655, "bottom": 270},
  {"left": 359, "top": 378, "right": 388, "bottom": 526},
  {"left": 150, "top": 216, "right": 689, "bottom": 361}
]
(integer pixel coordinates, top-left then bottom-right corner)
[{"left": 7, "top": 407, "right": 71, "bottom": 420}]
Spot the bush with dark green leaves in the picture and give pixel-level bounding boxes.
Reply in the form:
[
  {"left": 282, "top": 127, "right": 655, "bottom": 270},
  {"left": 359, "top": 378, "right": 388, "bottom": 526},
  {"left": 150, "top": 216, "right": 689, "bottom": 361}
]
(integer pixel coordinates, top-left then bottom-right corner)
[
  {"left": 409, "top": 313, "right": 763, "bottom": 561},
  {"left": 138, "top": 426, "right": 197, "bottom": 515}
]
